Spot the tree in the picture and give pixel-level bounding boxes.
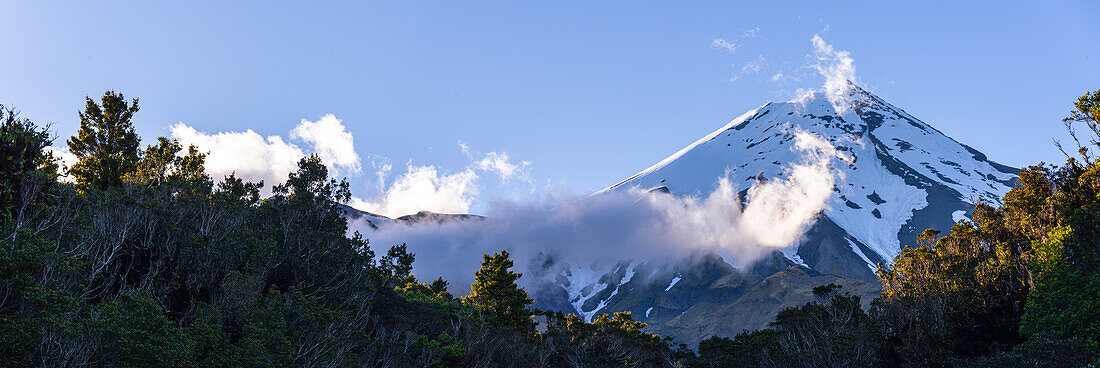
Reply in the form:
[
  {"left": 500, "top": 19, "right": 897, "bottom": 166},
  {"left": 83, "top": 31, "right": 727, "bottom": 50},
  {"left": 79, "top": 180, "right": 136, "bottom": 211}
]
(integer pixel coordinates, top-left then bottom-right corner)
[
  {"left": 429, "top": 276, "right": 451, "bottom": 297},
  {"left": 2, "top": 93, "right": 703, "bottom": 368},
  {"left": 67, "top": 91, "right": 140, "bottom": 191},
  {"left": 873, "top": 215, "right": 1030, "bottom": 365},
  {"left": 1058, "top": 89, "right": 1100, "bottom": 162},
  {"left": 466, "top": 250, "right": 533, "bottom": 333},
  {"left": 695, "top": 329, "right": 786, "bottom": 368},
  {"left": 128, "top": 137, "right": 208, "bottom": 190},
  {"left": 94, "top": 291, "right": 192, "bottom": 368},
  {"left": 0, "top": 105, "right": 57, "bottom": 219},
  {"left": 1018, "top": 89, "right": 1100, "bottom": 353}
]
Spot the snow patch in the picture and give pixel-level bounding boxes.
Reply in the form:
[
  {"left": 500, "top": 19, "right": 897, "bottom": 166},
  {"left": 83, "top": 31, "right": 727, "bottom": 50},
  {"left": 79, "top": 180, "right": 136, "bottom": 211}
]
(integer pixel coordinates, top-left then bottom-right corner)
[
  {"left": 560, "top": 263, "right": 616, "bottom": 321},
  {"left": 622, "top": 262, "right": 638, "bottom": 284},
  {"left": 562, "top": 261, "right": 642, "bottom": 322},
  {"left": 845, "top": 238, "right": 877, "bottom": 271},
  {"left": 665, "top": 276, "right": 682, "bottom": 292},
  {"left": 585, "top": 262, "right": 641, "bottom": 320},
  {"left": 781, "top": 246, "right": 808, "bottom": 267},
  {"left": 952, "top": 210, "right": 968, "bottom": 223}
]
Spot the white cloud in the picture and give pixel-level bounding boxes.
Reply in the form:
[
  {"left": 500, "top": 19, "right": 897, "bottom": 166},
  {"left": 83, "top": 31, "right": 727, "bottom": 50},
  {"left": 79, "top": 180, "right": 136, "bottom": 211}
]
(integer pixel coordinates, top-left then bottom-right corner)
[
  {"left": 736, "top": 129, "right": 840, "bottom": 247},
  {"left": 171, "top": 123, "right": 305, "bottom": 187},
  {"left": 714, "top": 28, "right": 760, "bottom": 54},
  {"left": 475, "top": 151, "right": 530, "bottom": 183},
  {"left": 810, "top": 34, "right": 858, "bottom": 111},
  {"left": 770, "top": 72, "right": 801, "bottom": 84},
  {"left": 358, "top": 130, "right": 842, "bottom": 294},
  {"left": 170, "top": 114, "right": 361, "bottom": 190},
  {"left": 792, "top": 88, "right": 817, "bottom": 105},
  {"left": 711, "top": 38, "right": 738, "bottom": 53},
  {"left": 368, "top": 155, "right": 393, "bottom": 193},
  {"left": 351, "top": 145, "right": 533, "bottom": 217},
  {"left": 350, "top": 164, "right": 479, "bottom": 217},
  {"left": 290, "top": 114, "right": 361, "bottom": 175},
  {"left": 741, "top": 55, "right": 766, "bottom": 73},
  {"left": 45, "top": 146, "right": 78, "bottom": 182},
  {"left": 458, "top": 141, "right": 472, "bottom": 158}
]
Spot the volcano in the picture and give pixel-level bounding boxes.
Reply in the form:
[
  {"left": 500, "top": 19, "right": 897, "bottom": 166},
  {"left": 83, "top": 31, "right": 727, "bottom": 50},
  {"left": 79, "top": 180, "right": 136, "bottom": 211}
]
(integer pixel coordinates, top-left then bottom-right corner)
[{"left": 533, "top": 84, "right": 1018, "bottom": 345}]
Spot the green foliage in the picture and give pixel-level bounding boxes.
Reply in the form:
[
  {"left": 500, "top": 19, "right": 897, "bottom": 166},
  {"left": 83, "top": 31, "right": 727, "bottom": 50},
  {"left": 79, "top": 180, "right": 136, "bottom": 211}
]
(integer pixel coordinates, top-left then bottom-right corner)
[
  {"left": 1012, "top": 89, "right": 1100, "bottom": 354},
  {"left": 466, "top": 250, "right": 534, "bottom": 333},
  {"left": 94, "top": 291, "right": 192, "bottom": 367},
  {"left": 0, "top": 233, "right": 65, "bottom": 366},
  {"left": 1, "top": 93, "right": 688, "bottom": 367},
  {"left": 690, "top": 89, "right": 1100, "bottom": 368},
  {"left": 400, "top": 275, "right": 455, "bottom": 300},
  {"left": 1060, "top": 89, "right": 1100, "bottom": 160},
  {"left": 960, "top": 333, "right": 1096, "bottom": 368},
  {"left": 874, "top": 213, "right": 1030, "bottom": 363},
  {"left": 0, "top": 106, "right": 58, "bottom": 218},
  {"left": 68, "top": 91, "right": 141, "bottom": 191},
  {"left": 540, "top": 311, "right": 683, "bottom": 367},
  {"left": 771, "top": 285, "right": 882, "bottom": 367},
  {"left": 417, "top": 332, "right": 468, "bottom": 367},
  {"left": 8, "top": 88, "right": 1100, "bottom": 368},
  {"left": 1020, "top": 192, "right": 1100, "bottom": 351},
  {"left": 694, "top": 285, "right": 879, "bottom": 368},
  {"left": 128, "top": 137, "right": 209, "bottom": 190},
  {"left": 695, "top": 330, "right": 786, "bottom": 368}
]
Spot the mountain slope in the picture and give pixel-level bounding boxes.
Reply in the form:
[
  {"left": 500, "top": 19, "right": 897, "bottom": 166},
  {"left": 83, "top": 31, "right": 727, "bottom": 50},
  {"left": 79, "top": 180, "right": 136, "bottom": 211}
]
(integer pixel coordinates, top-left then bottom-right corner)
[
  {"left": 534, "top": 85, "right": 1018, "bottom": 344},
  {"left": 339, "top": 204, "right": 482, "bottom": 229},
  {"left": 604, "top": 85, "right": 1015, "bottom": 272}
]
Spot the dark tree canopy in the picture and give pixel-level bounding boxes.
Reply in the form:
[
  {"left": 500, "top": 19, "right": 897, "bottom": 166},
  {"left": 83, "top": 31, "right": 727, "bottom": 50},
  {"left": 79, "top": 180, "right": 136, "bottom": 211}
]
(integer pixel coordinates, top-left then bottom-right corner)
[
  {"left": 5, "top": 89, "right": 1100, "bottom": 367},
  {"left": 67, "top": 91, "right": 141, "bottom": 191},
  {"left": 0, "top": 106, "right": 57, "bottom": 216},
  {"left": 466, "top": 250, "right": 534, "bottom": 333}
]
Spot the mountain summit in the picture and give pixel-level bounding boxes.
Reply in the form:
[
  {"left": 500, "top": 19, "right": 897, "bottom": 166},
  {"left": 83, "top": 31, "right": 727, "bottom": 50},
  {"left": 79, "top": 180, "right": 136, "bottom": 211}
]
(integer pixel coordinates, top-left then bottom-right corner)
[
  {"left": 536, "top": 85, "right": 1018, "bottom": 344},
  {"left": 607, "top": 84, "right": 1015, "bottom": 279}
]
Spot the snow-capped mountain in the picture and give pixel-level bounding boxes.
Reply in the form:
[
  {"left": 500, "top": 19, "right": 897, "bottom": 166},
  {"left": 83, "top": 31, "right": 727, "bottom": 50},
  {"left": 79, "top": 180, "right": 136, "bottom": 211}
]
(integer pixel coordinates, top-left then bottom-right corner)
[
  {"left": 611, "top": 84, "right": 1014, "bottom": 277},
  {"left": 533, "top": 84, "right": 1018, "bottom": 344}
]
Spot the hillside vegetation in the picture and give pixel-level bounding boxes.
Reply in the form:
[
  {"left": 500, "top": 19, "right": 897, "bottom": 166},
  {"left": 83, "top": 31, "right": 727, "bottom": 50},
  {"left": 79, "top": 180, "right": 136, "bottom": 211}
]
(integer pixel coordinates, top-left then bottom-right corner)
[{"left": 2, "top": 90, "right": 1099, "bottom": 367}]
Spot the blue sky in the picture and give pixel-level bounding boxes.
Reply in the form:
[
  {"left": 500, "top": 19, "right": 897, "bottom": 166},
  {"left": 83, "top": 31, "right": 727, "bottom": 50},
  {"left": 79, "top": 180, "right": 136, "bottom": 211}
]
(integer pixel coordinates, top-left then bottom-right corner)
[{"left": 2, "top": 1, "right": 1097, "bottom": 216}]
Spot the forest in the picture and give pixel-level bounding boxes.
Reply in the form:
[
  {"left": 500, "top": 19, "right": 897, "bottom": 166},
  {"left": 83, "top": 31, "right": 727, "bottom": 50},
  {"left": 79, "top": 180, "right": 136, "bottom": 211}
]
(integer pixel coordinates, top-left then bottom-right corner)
[{"left": 2, "top": 89, "right": 1099, "bottom": 367}]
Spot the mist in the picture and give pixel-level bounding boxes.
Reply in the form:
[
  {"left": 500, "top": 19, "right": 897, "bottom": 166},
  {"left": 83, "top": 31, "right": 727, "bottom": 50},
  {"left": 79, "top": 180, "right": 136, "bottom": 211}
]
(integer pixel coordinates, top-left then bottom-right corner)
[{"left": 354, "top": 130, "right": 843, "bottom": 294}]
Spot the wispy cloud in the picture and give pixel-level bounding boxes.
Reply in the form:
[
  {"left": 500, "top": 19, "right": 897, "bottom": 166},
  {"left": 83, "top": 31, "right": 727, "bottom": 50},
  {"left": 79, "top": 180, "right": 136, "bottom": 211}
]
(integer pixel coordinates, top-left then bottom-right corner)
[
  {"left": 476, "top": 151, "right": 531, "bottom": 183},
  {"left": 809, "top": 34, "right": 858, "bottom": 110},
  {"left": 712, "top": 27, "right": 768, "bottom": 84},
  {"left": 713, "top": 27, "right": 762, "bottom": 54},
  {"left": 711, "top": 38, "right": 739, "bottom": 53},
  {"left": 458, "top": 141, "right": 472, "bottom": 158},
  {"left": 742, "top": 55, "right": 766, "bottom": 73},
  {"left": 367, "top": 154, "right": 393, "bottom": 193}
]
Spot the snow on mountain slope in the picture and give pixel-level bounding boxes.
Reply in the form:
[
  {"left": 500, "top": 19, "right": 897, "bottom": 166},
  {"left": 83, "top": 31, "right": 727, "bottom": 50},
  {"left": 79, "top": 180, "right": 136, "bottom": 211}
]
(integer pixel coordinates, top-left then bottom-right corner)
[
  {"left": 602, "top": 84, "right": 1016, "bottom": 265},
  {"left": 533, "top": 84, "right": 1018, "bottom": 332}
]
